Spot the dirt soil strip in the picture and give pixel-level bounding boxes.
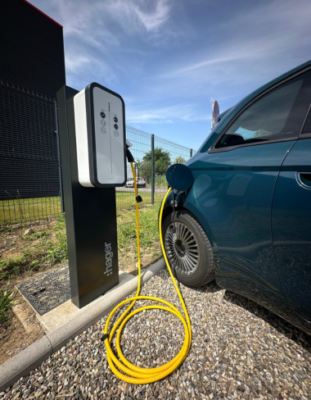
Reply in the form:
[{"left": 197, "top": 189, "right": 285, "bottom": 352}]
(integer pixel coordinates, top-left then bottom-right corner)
[
  {"left": 1, "top": 269, "right": 311, "bottom": 400},
  {"left": 0, "top": 291, "right": 44, "bottom": 365}
]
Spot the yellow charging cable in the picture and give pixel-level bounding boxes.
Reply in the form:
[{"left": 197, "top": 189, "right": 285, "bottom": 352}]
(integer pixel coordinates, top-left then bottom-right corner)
[{"left": 102, "top": 162, "right": 191, "bottom": 384}]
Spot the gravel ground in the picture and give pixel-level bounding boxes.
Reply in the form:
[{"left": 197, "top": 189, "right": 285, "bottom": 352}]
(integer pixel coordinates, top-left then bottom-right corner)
[{"left": 1, "top": 269, "right": 311, "bottom": 400}]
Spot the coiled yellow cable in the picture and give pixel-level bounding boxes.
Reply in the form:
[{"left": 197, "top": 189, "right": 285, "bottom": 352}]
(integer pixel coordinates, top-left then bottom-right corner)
[{"left": 102, "top": 162, "right": 191, "bottom": 384}]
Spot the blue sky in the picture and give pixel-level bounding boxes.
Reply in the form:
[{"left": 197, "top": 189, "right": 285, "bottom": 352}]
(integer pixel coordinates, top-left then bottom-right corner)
[{"left": 29, "top": 0, "right": 310, "bottom": 151}]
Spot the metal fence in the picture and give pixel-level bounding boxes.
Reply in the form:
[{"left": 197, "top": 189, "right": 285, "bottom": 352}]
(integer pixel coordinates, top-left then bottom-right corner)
[
  {"left": 117, "top": 126, "right": 195, "bottom": 210},
  {"left": 0, "top": 83, "right": 62, "bottom": 227},
  {"left": 0, "top": 111, "right": 195, "bottom": 226}
]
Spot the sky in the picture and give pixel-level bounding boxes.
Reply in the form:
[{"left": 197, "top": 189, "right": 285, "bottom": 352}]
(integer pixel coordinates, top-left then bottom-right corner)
[{"left": 29, "top": 0, "right": 311, "bottom": 151}]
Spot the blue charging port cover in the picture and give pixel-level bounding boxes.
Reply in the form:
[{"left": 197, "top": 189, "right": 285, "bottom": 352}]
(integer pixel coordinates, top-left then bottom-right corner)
[{"left": 166, "top": 164, "right": 194, "bottom": 192}]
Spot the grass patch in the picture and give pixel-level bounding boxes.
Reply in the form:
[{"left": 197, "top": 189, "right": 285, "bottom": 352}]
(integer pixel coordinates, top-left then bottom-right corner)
[
  {"left": 0, "top": 287, "right": 15, "bottom": 327},
  {"left": 117, "top": 205, "right": 162, "bottom": 270},
  {"left": 116, "top": 191, "right": 164, "bottom": 209},
  {"left": 0, "top": 214, "right": 67, "bottom": 280},
  {"left": 0, "top": 192, "right": 164, "bottom": 225},
  {"left": 0, "top": 202, "right": 162, "bottom": 284},
  {"left": 118, "top": 206, "right": 160, "bottom": 252}
]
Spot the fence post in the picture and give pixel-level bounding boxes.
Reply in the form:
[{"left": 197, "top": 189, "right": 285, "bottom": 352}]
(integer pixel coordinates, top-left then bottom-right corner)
[
  {"left": 151, "top": 134, "right": 155, "bottom": 205},
  {"left": 54, "top": 101, "right": 65, "bottom": 213},
  {"left": 190, "top": 148, "right": 193, "bottom": 158}
]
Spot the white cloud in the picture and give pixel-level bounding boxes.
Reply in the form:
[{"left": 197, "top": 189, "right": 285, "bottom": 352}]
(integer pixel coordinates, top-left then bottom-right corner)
[
  {"left": 27, "top": 0, "right": 311, "bottom": 134},
  {"left": 169, "top": 55, "right": 244, "bottom": 76},
  {"left": 158, "top": 0, "right": 311, "bottom": 96},
  {"left": 65, "top": 56, "right": 91, "bottom": 75},
  {"left": 106, "top": 0, "right": 172, "bottom": 33},
  {"left": 132, "top": 0, "right": 171, "bottom": 32},
  {"left": 126, "top": 103, "right": 211, "bottom": 124},
  {"left": 43, "top": 0, "right": 178, "bottom": 86},
  {"left": 55, "top": 0, "right": 173, "bottom": 40}
]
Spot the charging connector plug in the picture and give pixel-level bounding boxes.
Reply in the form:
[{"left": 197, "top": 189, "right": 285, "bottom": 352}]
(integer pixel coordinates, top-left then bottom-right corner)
[{"left": 126, "top": 149, "right": 135, "bottom": 163}]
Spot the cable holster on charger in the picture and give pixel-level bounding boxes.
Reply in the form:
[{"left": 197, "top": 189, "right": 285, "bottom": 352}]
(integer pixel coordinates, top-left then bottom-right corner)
[{"left": 136, "top": 195, "right": 143, "bottom": 203}]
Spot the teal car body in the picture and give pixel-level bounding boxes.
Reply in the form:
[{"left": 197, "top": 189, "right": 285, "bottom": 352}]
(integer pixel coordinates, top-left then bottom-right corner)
[{"left": 162, "top": 60, "right": 311, "bottom": 334}]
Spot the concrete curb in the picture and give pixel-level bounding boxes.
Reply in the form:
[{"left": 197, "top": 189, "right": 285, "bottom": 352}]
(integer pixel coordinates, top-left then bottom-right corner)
[{"left": 0, "top": 258, "right": 165, "bottom": 392}]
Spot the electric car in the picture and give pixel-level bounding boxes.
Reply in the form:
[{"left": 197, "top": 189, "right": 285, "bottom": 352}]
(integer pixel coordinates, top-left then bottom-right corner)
[
  {"left": 126, "top": 178, "right": 134, "bottom": 187},
  {"left": 161, "top": 60, "right": 311, "bottom": 335},
  {"left": 126, "top": 177, "right": 146, "bottom": 188},
  {"left": 136, "top": 177, "right": 146, "bottom": 188}
]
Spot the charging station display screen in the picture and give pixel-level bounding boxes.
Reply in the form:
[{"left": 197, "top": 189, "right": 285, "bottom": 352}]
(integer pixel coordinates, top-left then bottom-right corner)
[{"left": 74, "top": 83, "right": 126, "bottom": 188}]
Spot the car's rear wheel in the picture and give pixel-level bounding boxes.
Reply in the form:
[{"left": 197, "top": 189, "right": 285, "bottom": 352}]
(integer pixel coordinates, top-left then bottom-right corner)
[{"left": 162, "top": 210, "right": 214, "bottom": 287}]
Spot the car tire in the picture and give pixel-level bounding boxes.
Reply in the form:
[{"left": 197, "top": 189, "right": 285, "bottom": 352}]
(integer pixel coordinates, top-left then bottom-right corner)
[{"left": 162, "top": 210, "right": 214, "bottom": 287}]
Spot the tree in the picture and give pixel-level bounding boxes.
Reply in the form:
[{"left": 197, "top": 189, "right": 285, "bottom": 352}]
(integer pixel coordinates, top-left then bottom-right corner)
[
  {"left": 135, "top": 160, "right": 144, "bottom": 177},
  {"left": 139, "top": 147, "right": 171, "bottom": 183},
  {"left": 174, "top": 156, "right": 186, "bottom": 164}
]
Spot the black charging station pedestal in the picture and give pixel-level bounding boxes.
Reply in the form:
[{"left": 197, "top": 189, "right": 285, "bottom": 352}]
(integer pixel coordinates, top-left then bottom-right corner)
[{"left": 56, "top": 85, "right": 119, "bottom": 308}]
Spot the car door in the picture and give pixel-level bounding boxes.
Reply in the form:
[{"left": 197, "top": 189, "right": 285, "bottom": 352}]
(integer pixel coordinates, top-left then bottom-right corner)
[
  {"left": 272, "top": 109, "right": 311, "bottom": 322},
  {"left": 185, "top": 68, "right": 311, "bottom": 297}
]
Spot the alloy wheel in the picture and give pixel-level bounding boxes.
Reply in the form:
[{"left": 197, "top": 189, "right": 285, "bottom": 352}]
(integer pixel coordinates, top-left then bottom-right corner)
[{"left": 164, "top": 221, "right": 199, "bottom": 274}]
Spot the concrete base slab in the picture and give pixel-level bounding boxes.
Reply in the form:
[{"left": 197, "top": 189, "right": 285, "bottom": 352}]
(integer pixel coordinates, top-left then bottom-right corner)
[
  {"left": 0, "top": 258, "right": 165, "bottom": 392},
  {"left": 16, "top": 265, "right": 71, "bottom": 316},
  {"left": 39, "top": 271, "right": 133, "bottom": 333}
]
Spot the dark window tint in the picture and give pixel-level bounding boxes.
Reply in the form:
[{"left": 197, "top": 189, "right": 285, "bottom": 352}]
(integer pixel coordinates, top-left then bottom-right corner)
[
  {"left": 302, "top": 108, "right": 311, "bottom": 134},
  {"left": 216, "top": 70, "right": 311, "bottom": 149}
]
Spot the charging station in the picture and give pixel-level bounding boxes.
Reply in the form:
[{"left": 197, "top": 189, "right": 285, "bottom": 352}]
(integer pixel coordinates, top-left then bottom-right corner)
[
  {"left": 57, "top": 84, "right": 126, "bottom": 308},
  {"left": 57, "top": 81, "right": 193, "bottom": 384}
]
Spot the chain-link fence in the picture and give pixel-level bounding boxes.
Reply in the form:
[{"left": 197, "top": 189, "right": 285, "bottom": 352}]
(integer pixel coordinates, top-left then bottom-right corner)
[{"left": 0, "top": 90, "right": 195, "bottom": 226}]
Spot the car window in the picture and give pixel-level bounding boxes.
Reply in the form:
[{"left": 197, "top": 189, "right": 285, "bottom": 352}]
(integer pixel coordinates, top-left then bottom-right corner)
[
  {"left": 302, "top": 108, "right": 311, "bottom": 134},
  {"left": 216, "top": 69, "right": 311, "bottom": 149}
]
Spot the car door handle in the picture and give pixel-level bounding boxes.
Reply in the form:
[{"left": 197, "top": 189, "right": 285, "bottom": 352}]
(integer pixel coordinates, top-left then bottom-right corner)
[{"left": 297, "top": 172, "right": 311, "bottom": 190}]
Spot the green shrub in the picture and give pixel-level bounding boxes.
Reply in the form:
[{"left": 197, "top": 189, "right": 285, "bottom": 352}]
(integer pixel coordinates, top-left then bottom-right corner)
[
  {"left": 155, "top": 174, "right": 167, "bottom": 188},
  {"left": 0, "top": 226, "right": 68, "bottom": 281},
  {"left": 0, "top": 288, "right": 15, "bottom": 327},
  {"left": 0, "top": 256, "right": 26, "bottom": 280},
  {"left": 54, "top": 213, "right": 66, "bottom": 230},
  {"left": 46, "top": 231, "right": 67, "bottom": 265},
  {"left": 28, "top": 230, "right": 48, "bottom": 240}
]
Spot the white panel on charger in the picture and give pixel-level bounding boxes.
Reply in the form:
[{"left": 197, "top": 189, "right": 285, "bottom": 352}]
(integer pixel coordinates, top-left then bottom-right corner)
[{"left": 73, "top": 83, "right": 126, "bottom": 188}]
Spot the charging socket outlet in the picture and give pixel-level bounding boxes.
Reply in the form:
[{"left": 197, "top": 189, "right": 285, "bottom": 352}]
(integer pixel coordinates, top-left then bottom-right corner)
[{"left": 73, "top": 83, "right": 126, "bottom": 188}]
